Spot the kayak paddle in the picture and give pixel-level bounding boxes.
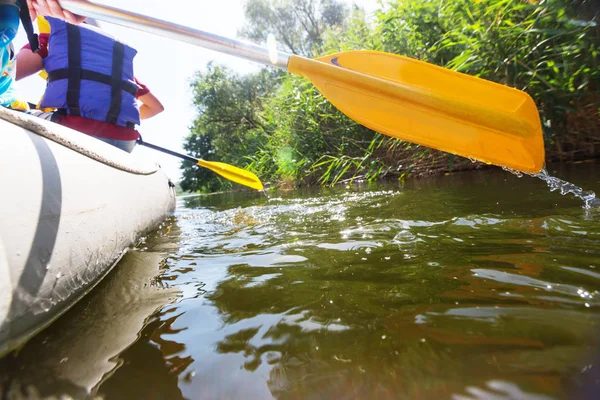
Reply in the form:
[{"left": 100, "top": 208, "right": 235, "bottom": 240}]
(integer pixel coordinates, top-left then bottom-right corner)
[
  {"left": 137, "top": 138, "right": 264, "bottom": 191},
  {"left": 60, "top": 0, "right": 545, "bottom": 174}
]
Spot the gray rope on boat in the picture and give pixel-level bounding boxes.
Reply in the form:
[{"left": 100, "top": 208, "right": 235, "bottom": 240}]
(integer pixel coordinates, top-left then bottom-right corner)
[{"left": 0, "top": 107, "right": 159, "bottom": 175}]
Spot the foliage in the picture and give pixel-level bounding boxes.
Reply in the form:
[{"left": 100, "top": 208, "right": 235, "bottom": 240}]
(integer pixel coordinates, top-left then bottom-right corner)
[
  {"left": 378, "top": 0, "right": 599, "bottom": 153},
  {"left": 182, "top": 0, "right": 600, "bottom": 192},
  {"left": 243, "top": 5, "right": 391, "bottom": 188},
  {"left": 240, "top": 0, "right": 347, "bottom": 56},
  {"left": 180, "top": 63, "right": 278, "bottom": 193}
]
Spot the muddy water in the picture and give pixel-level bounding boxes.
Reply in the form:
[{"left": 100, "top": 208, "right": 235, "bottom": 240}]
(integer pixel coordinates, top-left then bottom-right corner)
[{"left": 2, "top": 161, "right": 600, "bottom": 399}]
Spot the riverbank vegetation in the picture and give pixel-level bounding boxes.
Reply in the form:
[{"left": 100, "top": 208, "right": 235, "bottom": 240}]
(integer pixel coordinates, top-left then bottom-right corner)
[{"left": 181, "top": 0, "right": 599, "bottom": 192}]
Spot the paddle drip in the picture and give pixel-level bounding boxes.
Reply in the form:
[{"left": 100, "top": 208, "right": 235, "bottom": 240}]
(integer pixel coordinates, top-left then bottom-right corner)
[{"left": 503, "top": 166, "right": 598, "bottom": 209}]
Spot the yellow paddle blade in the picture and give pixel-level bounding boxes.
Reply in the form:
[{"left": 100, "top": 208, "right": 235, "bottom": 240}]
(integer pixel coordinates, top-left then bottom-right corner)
[
  {"left": 287, "top": 51, "right": 545, "bottom": 174},
  {"left": 196, "top": 159, "right": 264, "bottom": 190}
]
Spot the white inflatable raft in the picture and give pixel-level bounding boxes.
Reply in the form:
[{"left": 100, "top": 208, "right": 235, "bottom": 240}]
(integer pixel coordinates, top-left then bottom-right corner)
[{"left": 0, "top": 107, "right": 176, "bottom": 356}]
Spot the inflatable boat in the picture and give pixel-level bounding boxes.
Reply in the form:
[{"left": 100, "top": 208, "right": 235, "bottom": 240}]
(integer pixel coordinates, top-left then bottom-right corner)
[{"left": 0, "top": 107, "right": 176, "bottom": 356}]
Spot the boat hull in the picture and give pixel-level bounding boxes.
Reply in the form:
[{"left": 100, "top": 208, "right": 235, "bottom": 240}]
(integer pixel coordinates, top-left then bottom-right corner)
[{"left": 0, "top": 108, "right": 176, "bottom": 356}]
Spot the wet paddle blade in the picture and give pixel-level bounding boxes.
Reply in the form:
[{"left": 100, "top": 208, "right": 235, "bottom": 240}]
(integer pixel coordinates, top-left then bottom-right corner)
[
  {"left": 197, "top": 159, "right": 264, "bottom": 190},
  {"left": 288, "top": 51, "right": 545, "bottom": 173}
]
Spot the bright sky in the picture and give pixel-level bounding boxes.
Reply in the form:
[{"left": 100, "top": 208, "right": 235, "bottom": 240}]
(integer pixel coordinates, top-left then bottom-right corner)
[{"left": 14, "top": 0, "right": 380, "bottom": 181}]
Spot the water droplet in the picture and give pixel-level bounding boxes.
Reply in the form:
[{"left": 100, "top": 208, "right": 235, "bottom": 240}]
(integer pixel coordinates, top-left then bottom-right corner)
[
  {"left": 585, "top": 303, "right": 590, "bottom": 308},
  {"left": 547, "top": 285, "right": 552, "bottom": 290},
  {"left": 381, "top": 335, "right": 386, "bottom": 339},
  {"left": 533, "top": 168, "right": 597, "bottom": 208},
  {"left": 502, "top": 166, "right": 523, "bottom": 178}
]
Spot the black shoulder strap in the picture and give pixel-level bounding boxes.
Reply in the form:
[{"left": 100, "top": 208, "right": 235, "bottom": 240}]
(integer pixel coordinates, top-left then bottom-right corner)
[
  {"left": 17, "top": 0, "right": 39, "bottom": 52},
  {"left": 66, "top": 23, "right": 82, "bottom": 117},
  {"left": 106, "top": 41, "right": 125, "bottom": 124}
]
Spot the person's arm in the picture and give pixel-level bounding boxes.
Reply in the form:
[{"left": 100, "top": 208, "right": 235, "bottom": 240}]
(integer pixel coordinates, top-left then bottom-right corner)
[
  {"left": 138, "top": 92, "right": 164, "bottom": 120},
  {"left": 27, "top": 0, "right": 87, "bottom": 24},
  {"left": 15, "top": 49, "right": 43, "bottom": 80},
  {"left": 15, "top": 32, "right": 49, "bottom": 80},
  {"left": 135, "top": 78, "right": 164, "bottom": 119}
]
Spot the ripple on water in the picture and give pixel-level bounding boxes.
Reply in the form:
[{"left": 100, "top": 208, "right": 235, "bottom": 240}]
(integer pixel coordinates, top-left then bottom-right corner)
[{"left": 97, "top": 180, "right": 600, "bottom": 398}]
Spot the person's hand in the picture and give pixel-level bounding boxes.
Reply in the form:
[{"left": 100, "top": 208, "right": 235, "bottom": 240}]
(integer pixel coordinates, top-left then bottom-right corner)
[{"left": 27, "top": 0, "right": 87, "bottom": 24}]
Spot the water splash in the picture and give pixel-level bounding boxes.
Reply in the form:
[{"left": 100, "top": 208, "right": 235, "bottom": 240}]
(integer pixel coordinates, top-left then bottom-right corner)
[{"left": 503, "top": 166, "right": 598, "bottom": 209}]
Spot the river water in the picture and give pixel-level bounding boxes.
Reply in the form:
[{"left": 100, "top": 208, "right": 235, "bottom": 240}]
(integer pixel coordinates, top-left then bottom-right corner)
[{"left": 2, "top": 161, "right": 600, "bottom": 399}]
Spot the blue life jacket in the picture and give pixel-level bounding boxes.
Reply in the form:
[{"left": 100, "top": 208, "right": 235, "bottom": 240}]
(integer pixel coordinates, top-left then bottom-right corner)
[{"left": 40, "top": 17, "right": 140, "bottom": 127}]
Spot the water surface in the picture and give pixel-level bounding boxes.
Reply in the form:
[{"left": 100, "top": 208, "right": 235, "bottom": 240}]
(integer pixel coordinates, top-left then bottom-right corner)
[{"left": 2, "top": 161, "right": 600, "bottom": 399}]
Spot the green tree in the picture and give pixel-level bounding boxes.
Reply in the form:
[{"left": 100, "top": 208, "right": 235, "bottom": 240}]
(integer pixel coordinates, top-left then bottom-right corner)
[
  {"left": 240, "top": 0, "right": 347, "bottom": 56},
  {"left": 180, "top": 64, "right": 279, "bottom": 192}
]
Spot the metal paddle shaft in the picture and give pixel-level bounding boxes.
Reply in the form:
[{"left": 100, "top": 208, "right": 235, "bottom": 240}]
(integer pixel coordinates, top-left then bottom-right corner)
[
  {"left": 59, "top": 0, "right": 291, "bottom": 69},
  {"left": 137, "top": 139, "right": 264, "bottom": 190}
]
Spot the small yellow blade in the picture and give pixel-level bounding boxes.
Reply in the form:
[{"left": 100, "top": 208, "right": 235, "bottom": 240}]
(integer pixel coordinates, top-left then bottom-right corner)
[
  {"left": 197, "top": 159, "right": 264, "bottom": 190},
  {"left": 287, "top": 51, "right": 545, "bottom": 174}
]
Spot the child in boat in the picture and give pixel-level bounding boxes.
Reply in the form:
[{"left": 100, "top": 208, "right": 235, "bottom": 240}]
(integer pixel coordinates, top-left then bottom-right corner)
[
  {"left": 16, "top": 6, "right": 164, "bottom": 153},
  {"left": 0, "top": 0, "right": 29, "bottom": 111}
]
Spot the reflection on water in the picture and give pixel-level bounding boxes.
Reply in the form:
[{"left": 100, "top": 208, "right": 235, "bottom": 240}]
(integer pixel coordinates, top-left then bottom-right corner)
[
  {"left": 2, "top": 161, "right": 600, "bottom": 399},
  {"left": 95, "top": 308, "right": 191, "bottom": 400},
  {"left": 0, "top": 219, "right": 183, "bottom": 398}
]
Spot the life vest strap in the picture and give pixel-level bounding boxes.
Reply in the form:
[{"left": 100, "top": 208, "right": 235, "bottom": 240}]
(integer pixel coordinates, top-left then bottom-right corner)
[
  {"left": 66, "top": 23, "right": 82, "bottom": 117},
  {"left": 107, "top": 41, "right": 125, "bottom": 125},
  {"left": 47, "top": 69, "right": 138, "bottom": 97},
  {"left": 18, "top": 0, "right": 39, "bottom": 52}
]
